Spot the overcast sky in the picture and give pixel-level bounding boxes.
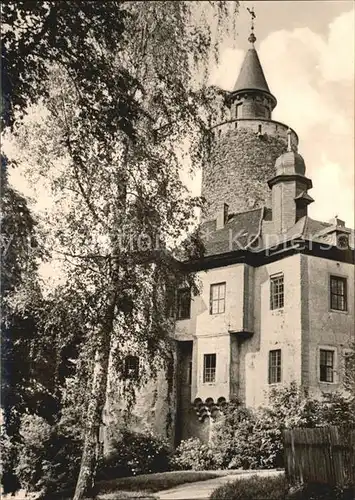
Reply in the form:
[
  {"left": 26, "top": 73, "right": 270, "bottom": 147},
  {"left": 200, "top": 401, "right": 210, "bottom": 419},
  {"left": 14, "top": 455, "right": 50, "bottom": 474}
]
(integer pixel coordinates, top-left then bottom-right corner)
[{"left": 188, "top": 0, "right": 354, "bottom": 226}]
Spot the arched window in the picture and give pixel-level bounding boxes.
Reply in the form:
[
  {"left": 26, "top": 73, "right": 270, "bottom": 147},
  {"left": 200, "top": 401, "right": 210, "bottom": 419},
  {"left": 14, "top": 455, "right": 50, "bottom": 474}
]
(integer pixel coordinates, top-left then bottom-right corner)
[{"left": 124, "top": 355, "right": 139, "bottom": 379}]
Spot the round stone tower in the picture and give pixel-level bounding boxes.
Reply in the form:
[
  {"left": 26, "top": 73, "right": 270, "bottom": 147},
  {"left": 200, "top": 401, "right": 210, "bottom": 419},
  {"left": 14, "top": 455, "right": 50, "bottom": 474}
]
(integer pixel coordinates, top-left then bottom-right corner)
[{"left": 202, "top": 29, "right": 299, "bottom": 221}]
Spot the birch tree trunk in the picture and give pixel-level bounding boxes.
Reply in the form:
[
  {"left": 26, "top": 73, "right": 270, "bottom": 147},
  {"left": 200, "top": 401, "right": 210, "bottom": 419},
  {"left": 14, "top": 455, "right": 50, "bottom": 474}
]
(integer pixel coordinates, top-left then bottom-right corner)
[{"left": 72, "top": 301, "right": 115, "bottom": 500}]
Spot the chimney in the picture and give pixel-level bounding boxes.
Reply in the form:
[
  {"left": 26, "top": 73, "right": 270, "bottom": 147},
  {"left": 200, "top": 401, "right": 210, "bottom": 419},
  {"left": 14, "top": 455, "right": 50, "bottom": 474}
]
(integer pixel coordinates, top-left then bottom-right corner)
[
  {"left": 328, "top": 216, "right": 345, "bottom": 227},
  {"left": 216, "top": 203, "right": 229, "bottom": 230}
]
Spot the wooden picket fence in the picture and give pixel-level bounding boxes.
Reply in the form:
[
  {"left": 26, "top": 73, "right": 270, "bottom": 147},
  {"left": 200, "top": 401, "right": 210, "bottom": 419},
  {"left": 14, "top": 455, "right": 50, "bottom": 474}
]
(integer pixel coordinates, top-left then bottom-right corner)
[{"left": 283, "top": 426, "right": 355, "bottom": 487}]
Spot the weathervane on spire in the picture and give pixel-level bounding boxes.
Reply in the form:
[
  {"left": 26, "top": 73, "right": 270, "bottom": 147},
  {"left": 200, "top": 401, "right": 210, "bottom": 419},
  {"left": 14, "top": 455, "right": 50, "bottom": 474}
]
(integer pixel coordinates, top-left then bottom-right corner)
[{"left": 247, "top": 6, "right": 256, "bottom": 45}]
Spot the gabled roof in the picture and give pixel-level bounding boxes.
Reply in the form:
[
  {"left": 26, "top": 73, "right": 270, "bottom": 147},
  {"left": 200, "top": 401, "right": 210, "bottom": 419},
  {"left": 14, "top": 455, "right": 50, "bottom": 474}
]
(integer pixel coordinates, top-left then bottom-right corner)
[
  {"left": 197, "top": 212, "right": 354, "bottom": 261},
  {"left": 233, "top": 48, "right": 271, "bottom": 94},
  {"left": 199, "top": 208, "right": 264, "bottom": 256}
]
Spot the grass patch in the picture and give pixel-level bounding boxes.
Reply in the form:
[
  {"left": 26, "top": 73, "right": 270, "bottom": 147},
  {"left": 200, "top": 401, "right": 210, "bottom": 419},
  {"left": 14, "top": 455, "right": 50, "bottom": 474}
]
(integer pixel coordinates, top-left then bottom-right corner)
[
  {"left": 95, "top": 470, "right": 225, "bottom": 495},
  {"left": 97, "top": 492, "right": 156, "bottom": 499},
  {"left": 47, "top": 470, "right": 226, "bottom": 499},
  {"left": 210, "top": 474, "right": 289, "bottom": 500},
  {"left": 209, "top": 475, "right": 355, "bottom": 500}
]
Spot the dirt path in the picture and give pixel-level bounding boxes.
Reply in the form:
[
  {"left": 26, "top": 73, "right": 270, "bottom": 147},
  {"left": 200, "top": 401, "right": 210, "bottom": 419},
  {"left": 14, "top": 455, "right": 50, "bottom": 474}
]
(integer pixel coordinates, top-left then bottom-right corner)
[{"left": 156, "top": 470, "right": 284, "bottom": 500}]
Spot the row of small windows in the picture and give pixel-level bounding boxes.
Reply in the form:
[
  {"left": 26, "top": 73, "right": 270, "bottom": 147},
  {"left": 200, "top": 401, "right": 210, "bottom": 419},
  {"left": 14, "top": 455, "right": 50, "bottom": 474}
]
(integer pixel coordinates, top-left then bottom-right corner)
[
  {"left": 270, "top": 274, "right": 348, "bottom": 312},
  {"left": 269, "top": 348, "right": 350, "bottom": 384},
  {"left": 177, "top": 274, "right": 348, "bottom": 320},
  {"left": 201, "top": 349, "right": 351, "bottom": 385}
]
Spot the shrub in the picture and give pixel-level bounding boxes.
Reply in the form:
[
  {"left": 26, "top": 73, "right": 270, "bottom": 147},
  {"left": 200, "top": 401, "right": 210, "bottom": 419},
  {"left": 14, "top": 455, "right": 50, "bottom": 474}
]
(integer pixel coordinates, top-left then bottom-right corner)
[
  {"left": 0, "top": 431, "right": 21, "bottom": 494},
  {"left": 211, "top": 383, "right": 355, "bottom": 471},
  {"left": 320, "top": 392, "right": 355, "bottom": 427},
  {"left": 97, "top": 430, "right": 171, "bottom": 479},
  {"left": 15, "top": 414, "right": 82, "bottom": 496},
  {"left": 172, "top": 437, "right": 222, "bottom": 471},
  {"left": 212, "top": 405, "right": 283, "bottom": 469},
  {"left": 286, "top": 482, "right": 355, "bottom": 500},
  {"left": 210, "top": 474, "right": 288, "bottom": 500}
]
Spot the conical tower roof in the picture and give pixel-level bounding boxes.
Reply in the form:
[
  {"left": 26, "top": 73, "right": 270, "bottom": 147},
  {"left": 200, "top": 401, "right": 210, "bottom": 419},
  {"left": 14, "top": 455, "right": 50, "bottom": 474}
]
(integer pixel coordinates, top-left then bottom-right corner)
[{"left": 233, "top": 47, "right": 271, "bottom": 94}]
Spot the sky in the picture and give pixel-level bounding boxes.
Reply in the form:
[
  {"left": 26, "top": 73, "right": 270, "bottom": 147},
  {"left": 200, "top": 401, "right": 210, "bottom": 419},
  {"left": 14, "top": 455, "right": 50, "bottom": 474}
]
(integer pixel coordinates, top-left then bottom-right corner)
[
  {"left": 6, "top": 0, "right": 355, "bottom": 228},
  {"left": 187, "top": 0, "right": 355, "bottom": 226}
]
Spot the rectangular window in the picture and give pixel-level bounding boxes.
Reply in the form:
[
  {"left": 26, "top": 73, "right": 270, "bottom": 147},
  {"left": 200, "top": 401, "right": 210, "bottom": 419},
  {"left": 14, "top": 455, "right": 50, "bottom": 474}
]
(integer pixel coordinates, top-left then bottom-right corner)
[
  {"left": 268, "top": 349, "right": 282, "bottom": 384},
  {"left": 176, "top": 288, "right": 191, "bottom": 320},
  {"left": 330, "top": 276, "right": 347, "bottom": 311},
  {"left": 270, "top": 274, "right": 284, "bottom": 310},
  {"left": 124, "top": 355, "right": 139, "bottom": 379},
  {"left": 203, "top": 354, "right": 216, "bottom": 383},
  {"left": 320, "top": 349, "right": 334, "bottom": 382},
  {"left": 210, "top": 282, "right": 226, "bottom": 314}
]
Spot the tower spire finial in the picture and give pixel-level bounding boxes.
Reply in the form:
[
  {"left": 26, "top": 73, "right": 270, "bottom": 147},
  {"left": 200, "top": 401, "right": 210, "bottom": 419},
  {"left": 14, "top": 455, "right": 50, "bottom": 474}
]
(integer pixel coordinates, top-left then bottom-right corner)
[{"left": 247, "top": 6, "right": 256, "bottom": 45}]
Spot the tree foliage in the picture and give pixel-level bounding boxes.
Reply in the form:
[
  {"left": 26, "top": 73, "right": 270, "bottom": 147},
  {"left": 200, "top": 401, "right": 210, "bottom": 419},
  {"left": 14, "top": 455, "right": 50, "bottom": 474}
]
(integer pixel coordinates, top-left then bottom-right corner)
[
  {"left": 1, "top": 0, "right": 136, "bottom": 134},
  {"left": 3, "top": 1, "right": 239, "bottom": 497},
  {"left": 1, "top": 159, "right": 50, "bottom": 493}
]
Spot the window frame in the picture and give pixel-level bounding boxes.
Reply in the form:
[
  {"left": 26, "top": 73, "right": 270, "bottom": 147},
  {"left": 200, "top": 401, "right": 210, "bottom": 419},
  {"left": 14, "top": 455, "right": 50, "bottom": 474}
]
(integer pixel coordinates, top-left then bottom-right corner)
[
  {"left": 268, "top": 349, "right": 282, "bottom": 384},
  {"left": 270, "top": 273, "right": 284, "bottom": 311},
  {"left": 203, "top": 353, "right": 216, "bottom": 384},
  {"left": 210, "top": 282, "right": 226, "bottom": 315},
  {"left": 124, "top": 355, "right": 139, "bottom": 379},
  {"left": 176, "top": 287, "right": 191, "bottom": 320},
  {"left": 329, "top": 274, "right": 348, "bottom": 312},
  {"left": 319, "top": 347, "right": 337, "bottom": 384}
]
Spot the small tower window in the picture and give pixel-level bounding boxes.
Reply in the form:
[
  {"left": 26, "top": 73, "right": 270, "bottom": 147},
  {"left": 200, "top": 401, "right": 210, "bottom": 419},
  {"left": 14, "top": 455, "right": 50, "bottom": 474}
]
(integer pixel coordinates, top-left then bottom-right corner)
[
  {"left": 258, "top": 124, "right": 262, "bottom": 134},
  {"left": 124, "top": 355, "right": 139, "bottom": 379}
]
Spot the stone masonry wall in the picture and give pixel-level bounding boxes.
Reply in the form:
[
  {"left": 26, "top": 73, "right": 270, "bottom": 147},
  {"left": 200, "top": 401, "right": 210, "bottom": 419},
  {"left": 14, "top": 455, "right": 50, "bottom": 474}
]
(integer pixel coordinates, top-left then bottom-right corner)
[
  {"left": 202, "top": 123, "right": 297, "bottom": 221},
  {"left": 102, "top": 362, "right": 176, "bottom": 454}
]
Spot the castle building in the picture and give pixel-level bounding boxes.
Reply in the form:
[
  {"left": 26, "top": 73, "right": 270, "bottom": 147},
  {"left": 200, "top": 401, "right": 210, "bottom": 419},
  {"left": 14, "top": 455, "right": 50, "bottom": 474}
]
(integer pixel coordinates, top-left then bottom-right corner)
[
  {"left": 174, "top": 28, "right": 354, "bottom": 443},
  {"left": 103, "top": 26, "right": 354, "bottom": 450}
]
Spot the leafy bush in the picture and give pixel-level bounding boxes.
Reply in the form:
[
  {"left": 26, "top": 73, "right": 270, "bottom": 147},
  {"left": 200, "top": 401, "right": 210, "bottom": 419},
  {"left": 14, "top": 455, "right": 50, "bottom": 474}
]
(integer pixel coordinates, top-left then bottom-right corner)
[
  {"left": 212, "top": 405, "right": 283, "bottom": 469},
  {"left": 97, "top": 430, "right": 171, "bottom": 479},
  {"left": 210, "top": 383, "right": 355, "bottom": 471},
  {"left": 286, "top": 482, "right": 355, "bottom": 500},
  {"left": 171, "top": 437, "right": 222, "bottom": 471},
  {"left": 15, "top": 414, "right": 82, "bottom": 496},
  {"left": 210, "top": 474, "right": 288, "bottom": 500},
  {"left": 320, "top": 392, "right": 355, "bottom": 427},
  {"left": 210, "top": 476, "right": 354, "bottom": 500},
  {"left": 0, "top": 430, "right": 21, "bottom": 493}
]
